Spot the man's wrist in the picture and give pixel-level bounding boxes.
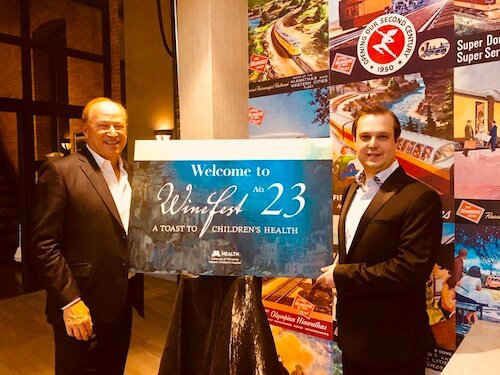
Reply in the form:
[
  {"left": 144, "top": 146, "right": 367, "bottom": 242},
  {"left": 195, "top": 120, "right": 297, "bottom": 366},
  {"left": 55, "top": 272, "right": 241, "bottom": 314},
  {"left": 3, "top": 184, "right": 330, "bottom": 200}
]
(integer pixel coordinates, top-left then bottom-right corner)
[
  {"left": 331, "top": 264, "right": 337, "bottom": 288},
  {"left": 62, "top": 297, "right": 81, "bottom": 310}
]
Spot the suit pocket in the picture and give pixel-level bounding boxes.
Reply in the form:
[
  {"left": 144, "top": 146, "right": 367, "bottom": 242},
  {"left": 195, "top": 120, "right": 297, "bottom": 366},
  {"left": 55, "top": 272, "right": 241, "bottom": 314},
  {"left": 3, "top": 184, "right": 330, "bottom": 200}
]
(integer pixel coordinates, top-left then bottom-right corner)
[{"left": 69, "top": 263, "right": 91, "bottom": 277}]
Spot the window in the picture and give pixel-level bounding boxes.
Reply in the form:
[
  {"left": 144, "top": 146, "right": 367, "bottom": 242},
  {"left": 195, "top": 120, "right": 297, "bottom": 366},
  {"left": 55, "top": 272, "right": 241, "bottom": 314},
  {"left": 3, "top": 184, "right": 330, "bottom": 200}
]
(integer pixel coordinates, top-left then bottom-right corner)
[
  {"left": 0, "top": 0, "right": 118, "bottom": 290},
  {"left": 421, "top": 146, "right": 433, "bottom": 162},
  {"left": 433, "top": 144, "right": 454, "bottom": 164},
  {"left": 412, "top": 143, "right": 424, "bottom": 159},
  {"left": 0, "top": 43, "right": 22, "bottom": 99},
  {"left": 0, "top": 0, "right": 20, "bottom": 36}
]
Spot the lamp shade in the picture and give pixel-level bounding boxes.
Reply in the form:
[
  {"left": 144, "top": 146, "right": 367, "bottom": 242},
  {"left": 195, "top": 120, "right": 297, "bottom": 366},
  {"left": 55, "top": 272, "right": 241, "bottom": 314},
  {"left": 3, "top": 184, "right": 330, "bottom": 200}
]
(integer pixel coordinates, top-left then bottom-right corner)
[
  {"left": 154, "top": 129, "right": 173, "bottom": 141},
  {"left": 61, "top": 138, "right": 72, "bottom": 150}
]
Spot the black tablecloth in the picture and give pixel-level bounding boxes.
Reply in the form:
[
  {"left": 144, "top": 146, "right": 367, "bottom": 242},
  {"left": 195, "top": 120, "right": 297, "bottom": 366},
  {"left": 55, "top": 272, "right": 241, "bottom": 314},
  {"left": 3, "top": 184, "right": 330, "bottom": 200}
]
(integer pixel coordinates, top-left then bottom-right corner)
[{"left": 158, "top": 275, "right": 284, "bottom": 375}]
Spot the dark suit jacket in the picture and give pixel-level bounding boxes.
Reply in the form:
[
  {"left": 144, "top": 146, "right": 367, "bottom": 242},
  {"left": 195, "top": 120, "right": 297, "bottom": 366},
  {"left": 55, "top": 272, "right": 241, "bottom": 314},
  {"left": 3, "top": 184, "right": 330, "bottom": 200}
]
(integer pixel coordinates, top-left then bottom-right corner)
[
  {"left": 32, "top": 147, "right": 143, "bottom": 326},
  {"left": 465, "top": 125, "right": 474, "bottom": 140},
  {"left": 333, "top": 166, "right": 442, "bottom": 367}
]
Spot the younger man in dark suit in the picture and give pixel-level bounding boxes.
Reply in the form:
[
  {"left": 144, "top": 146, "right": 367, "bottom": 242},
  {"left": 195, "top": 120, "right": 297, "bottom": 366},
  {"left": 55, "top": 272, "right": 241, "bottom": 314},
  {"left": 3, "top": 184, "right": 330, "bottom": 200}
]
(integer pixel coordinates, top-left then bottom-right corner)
[
  {"left": 317, "top": 105, "right": 442, "bottom": 375},
  {"left": 32, "top": 97, "right": 143, "bottom": 374}
]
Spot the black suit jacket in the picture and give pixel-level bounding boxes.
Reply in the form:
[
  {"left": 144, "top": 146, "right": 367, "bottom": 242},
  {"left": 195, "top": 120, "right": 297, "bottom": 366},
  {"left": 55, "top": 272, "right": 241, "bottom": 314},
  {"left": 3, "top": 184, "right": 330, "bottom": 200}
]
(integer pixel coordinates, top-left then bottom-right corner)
[
  {"left": 32, "top": 147, "right": 143, "bottom": 326},
  {"left": 333, "top": 166, "right": 442, "bottom": 366}
]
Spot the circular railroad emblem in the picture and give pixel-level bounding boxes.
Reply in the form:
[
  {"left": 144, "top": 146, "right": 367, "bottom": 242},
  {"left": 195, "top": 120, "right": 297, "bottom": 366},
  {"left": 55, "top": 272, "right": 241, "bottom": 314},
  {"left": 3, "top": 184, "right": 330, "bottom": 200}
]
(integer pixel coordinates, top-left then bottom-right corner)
[{"left": 357, "top": 14, "right": 416, "bottom": 76}]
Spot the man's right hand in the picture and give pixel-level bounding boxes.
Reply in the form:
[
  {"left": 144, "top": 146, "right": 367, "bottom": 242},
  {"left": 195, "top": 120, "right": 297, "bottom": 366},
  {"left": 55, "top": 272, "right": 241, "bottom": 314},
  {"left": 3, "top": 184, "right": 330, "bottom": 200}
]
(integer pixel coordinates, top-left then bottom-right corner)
[
  {"left": 63, "top": 300, "right": 93, "bottom": 341},
  {"left": 317, "top": 263, "right": 336, "bottom": 289}
]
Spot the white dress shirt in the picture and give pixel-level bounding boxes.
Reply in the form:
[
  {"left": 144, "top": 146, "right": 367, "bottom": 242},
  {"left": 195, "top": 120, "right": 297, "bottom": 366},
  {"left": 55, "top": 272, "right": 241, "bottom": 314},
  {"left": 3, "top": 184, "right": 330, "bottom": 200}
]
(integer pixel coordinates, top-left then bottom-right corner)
[
  {"left": 87, "top": 145, "right": 131, "bottom": 233},
  {"left": 345, "top": 161, "right": 400, "bottom": 254}
]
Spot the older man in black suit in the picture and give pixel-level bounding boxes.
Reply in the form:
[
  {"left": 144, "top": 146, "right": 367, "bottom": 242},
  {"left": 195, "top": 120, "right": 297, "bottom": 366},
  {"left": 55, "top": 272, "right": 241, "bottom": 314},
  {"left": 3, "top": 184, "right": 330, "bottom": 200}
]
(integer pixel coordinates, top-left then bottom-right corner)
[
  {"left": 317, "top": 104, "right": 442, "bottom": 375},
  {"left": 32, "top": 97, "right": 143, "bottom": 374}
]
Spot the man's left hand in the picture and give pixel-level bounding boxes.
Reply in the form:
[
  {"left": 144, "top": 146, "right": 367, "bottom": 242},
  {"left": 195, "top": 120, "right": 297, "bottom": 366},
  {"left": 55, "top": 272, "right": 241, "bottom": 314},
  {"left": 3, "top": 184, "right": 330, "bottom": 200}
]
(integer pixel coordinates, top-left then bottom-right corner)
[{"left": 63, "top": 300, "right": 93, "bottom": 341}]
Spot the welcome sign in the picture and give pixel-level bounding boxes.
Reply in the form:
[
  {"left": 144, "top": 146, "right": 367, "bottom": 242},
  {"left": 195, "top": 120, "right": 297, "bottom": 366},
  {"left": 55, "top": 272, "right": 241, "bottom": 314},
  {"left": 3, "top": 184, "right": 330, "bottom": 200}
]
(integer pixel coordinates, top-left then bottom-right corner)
[{"left": 129, "top": 139, "right": 332, "bottom": 278}]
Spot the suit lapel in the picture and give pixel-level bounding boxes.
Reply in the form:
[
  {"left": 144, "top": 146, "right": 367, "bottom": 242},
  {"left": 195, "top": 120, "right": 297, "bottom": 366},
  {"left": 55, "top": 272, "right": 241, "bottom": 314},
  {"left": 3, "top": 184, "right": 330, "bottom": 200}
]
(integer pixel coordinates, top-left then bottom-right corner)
[
  {"left": 339, "top": 183, "right": 357, "bottom": 263},
  {"left": 78, "top": 148, "right": 125, "bottom": 230},
  {"left": 345, "top": 167, "right": 408, "bottom": 260}
]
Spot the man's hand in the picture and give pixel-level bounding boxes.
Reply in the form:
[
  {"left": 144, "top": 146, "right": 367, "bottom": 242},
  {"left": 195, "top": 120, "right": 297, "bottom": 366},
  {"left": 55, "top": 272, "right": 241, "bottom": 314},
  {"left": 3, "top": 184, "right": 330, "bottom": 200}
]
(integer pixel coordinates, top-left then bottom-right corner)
[
  {"left": 63, "top": 300, "right": 93, "bottom": 341},
  {"left": 316, "top": 263, "right": 336, "bottom": 289}
]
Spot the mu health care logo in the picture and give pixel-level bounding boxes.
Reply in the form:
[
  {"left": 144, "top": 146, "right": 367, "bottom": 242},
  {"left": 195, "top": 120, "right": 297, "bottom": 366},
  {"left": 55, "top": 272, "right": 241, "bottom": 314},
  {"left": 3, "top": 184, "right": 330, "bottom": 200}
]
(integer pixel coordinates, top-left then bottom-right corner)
[
  {"left": 209, "top": 249, "right": 242, "bottom": 265},
  {"left": 357, "top": 14, "right": 416, "bottom": 75}
]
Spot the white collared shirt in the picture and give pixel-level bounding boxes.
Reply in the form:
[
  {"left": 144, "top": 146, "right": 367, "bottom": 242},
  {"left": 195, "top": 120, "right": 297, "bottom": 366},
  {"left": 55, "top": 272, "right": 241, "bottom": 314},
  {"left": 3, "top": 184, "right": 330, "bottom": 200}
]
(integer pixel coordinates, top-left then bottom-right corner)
[
  {"left": 344, "top": 160, "right": 399, "bottom": 254},
  {"left": 86, "top": 145, "right": 131, "bottom": 233}
]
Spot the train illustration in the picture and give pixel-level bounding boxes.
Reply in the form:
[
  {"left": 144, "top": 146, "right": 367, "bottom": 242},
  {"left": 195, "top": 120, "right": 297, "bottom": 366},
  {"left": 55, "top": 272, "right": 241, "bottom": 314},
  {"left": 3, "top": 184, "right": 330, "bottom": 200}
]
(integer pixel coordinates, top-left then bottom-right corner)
[
  {"left": 262, "top": 278, "right": 333, "bottom": 317},
  {"left": 272, "top": 22, "right": 301, "bottom": 56},
  {"left": 339, "top": 0, "right": 392, "bottom": 29},
  {"left": 250, "top": 132, "right": 309, "bottom": 139},
  {"left": 330, "top": 112, "right": 454, "bottom": 194},
  {"left": 456, "top": 0, "right": 496, "bottom": 7},
  {"left": 455, "top": 0, "right": 499, "bottom": 18}
]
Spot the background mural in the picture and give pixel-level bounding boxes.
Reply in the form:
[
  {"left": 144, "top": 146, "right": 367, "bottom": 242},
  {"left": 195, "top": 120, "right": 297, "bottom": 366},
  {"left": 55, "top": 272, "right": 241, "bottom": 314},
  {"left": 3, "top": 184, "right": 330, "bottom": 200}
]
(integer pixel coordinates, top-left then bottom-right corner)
[{"left": 249, "top": 0, "right": 500, "bottom": 373}]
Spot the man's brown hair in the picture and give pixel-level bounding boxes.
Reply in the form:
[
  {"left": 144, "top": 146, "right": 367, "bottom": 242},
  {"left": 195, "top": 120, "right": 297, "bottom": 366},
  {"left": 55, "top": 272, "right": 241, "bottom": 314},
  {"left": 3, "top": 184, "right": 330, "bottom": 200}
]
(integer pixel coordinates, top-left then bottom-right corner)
[{"left": 352, "top": 104, "right": 401, "bottom": 140}]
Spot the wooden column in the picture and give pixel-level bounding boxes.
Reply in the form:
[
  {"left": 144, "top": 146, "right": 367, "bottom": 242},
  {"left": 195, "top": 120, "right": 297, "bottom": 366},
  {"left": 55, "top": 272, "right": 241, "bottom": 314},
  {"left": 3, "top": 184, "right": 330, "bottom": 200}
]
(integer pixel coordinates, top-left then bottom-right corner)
[{"left": 176, "top": 0, "right": 248, "bottom": 140}]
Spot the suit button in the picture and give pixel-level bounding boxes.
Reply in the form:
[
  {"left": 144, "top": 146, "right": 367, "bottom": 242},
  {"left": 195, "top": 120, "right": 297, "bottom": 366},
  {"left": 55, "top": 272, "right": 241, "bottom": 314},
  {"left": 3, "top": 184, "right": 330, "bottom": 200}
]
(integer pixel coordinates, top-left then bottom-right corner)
[{"left": 122, "top": 262, "right": 126, "bottom": 268}]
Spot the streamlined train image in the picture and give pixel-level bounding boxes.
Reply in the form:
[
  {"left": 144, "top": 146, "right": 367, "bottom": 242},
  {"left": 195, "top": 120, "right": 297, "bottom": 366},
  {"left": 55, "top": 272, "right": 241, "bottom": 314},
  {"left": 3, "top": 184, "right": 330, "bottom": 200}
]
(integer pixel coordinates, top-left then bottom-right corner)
[
  {"left": 330, "top": 112, "right": 454, "bottom": 194},
  {"left": 272, "top": 21, "right": 302, "bottom": 56}
]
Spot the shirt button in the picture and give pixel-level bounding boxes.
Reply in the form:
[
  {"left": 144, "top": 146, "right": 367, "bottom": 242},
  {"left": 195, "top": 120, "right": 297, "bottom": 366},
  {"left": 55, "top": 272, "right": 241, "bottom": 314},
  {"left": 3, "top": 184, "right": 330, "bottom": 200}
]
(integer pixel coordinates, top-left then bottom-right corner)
[{"left": 122, "top": 262, "right": 126, "bottom": 267}]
